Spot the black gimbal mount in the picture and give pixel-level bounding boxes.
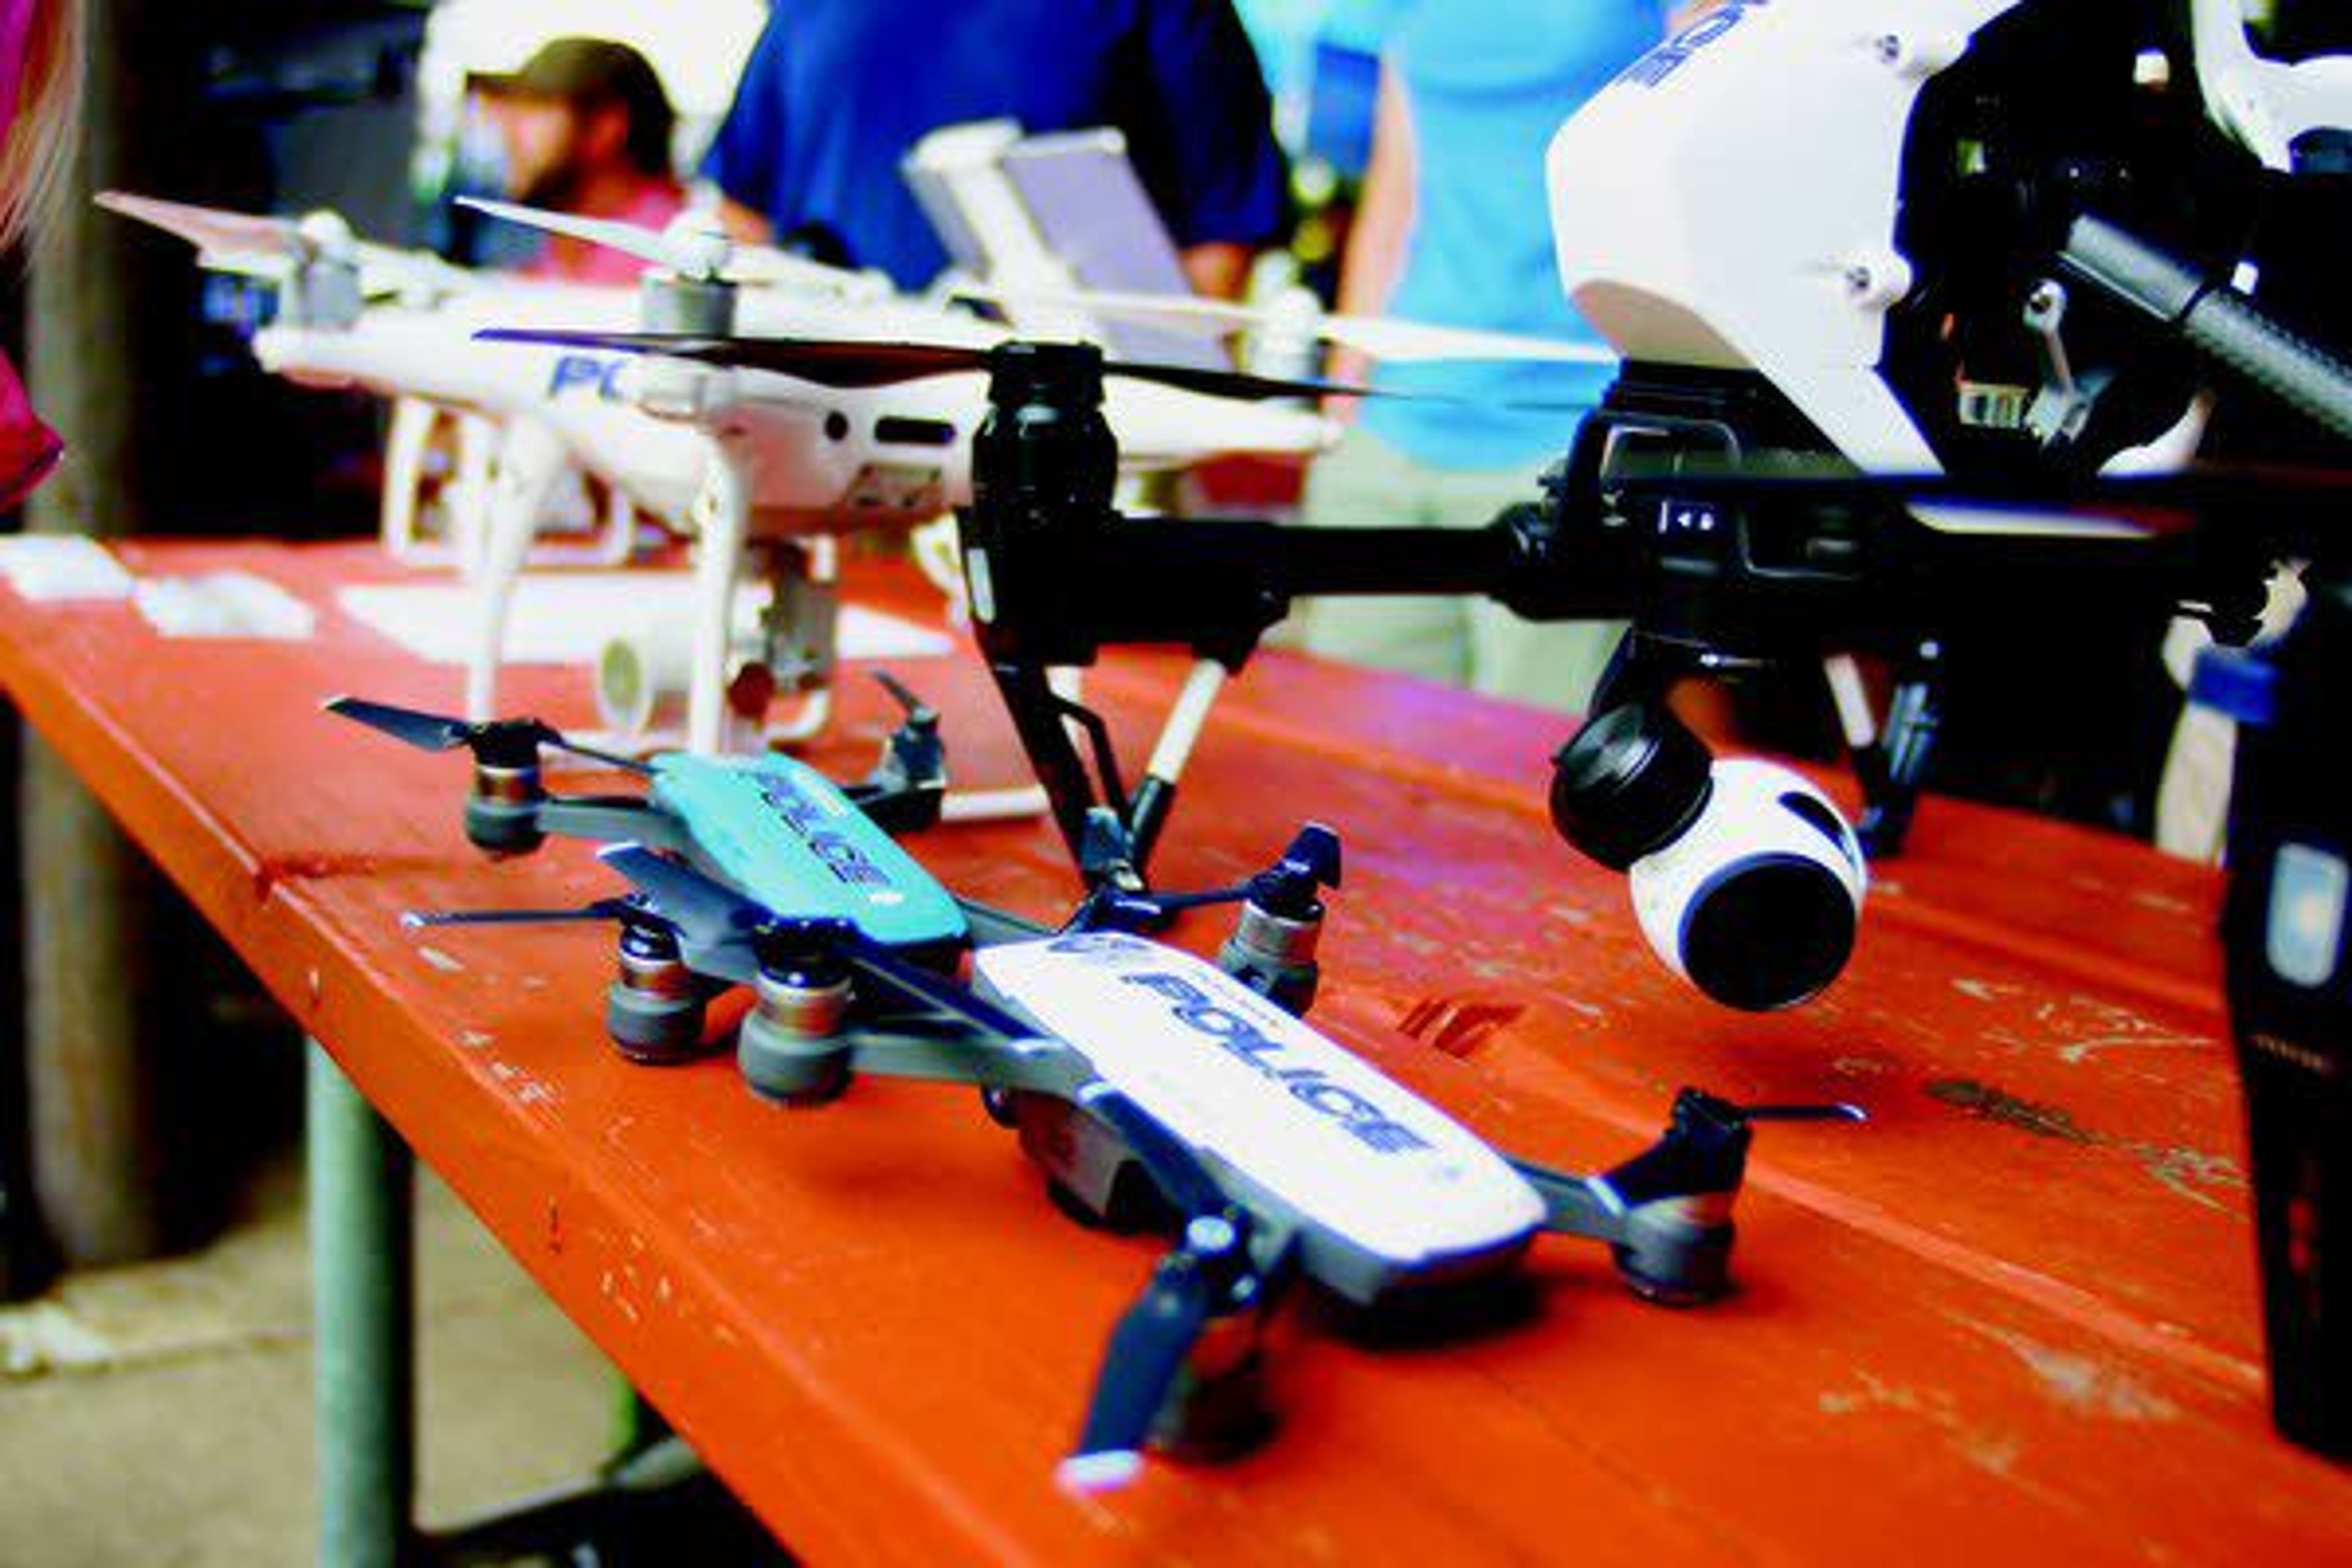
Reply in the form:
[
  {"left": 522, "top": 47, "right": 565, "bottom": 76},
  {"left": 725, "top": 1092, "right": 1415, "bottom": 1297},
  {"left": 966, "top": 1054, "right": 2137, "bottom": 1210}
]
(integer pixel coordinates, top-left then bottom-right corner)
[{"left": 954, "top": 341, "right": 2222, "bottom": 890}]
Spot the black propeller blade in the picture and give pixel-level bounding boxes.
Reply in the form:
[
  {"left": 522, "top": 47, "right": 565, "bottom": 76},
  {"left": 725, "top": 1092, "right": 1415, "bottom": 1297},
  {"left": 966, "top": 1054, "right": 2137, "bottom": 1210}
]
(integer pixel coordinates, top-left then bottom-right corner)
[
  {"left": 1068, "top": 822, "right": 1343, "bottom": 933},
  {"left": 1055, "top": 1085, "right": 1282, "bottom": 1489},
  {"left": 872, "top": 669, "right": 937, "bottom": 729},
  {"left": 1599, "top": 1090, "right": 1866, "bottom": 1212},
  {"left": 862, "top": 670, "right": 944, "bottom": 790},
  {"left": 325, "top": 695, "right": 650, "bottom": 774},
  {"left": 1062, "top": 1240, "right": 1219, "bottom": 1491},
  {"left": 401, "top": 898, "right": 640, "bottom": 929},
  {"left": 1060, "top": 1208, "right": 1262, "bottom": 1492},
  {"left": 1738, "top": 1102, "right": 1870, "bottom": 1123},
  {"left": 472, "top": 327, "right": 1380, "bottom": 404}
]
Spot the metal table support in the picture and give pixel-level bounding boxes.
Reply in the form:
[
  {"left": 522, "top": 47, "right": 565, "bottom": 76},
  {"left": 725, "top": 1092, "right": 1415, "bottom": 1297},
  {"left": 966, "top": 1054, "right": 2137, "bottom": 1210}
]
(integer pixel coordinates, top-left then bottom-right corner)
[{"left": 307, "top": 1041, "right": 414, "bottom": 1568}]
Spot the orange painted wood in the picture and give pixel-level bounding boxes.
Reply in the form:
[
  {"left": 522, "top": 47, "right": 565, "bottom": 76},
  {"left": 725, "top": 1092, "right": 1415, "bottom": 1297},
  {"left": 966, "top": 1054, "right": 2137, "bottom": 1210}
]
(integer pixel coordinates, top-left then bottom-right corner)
[{"left": 6, "top": 540, "right": 2349, "bottom": 1566}]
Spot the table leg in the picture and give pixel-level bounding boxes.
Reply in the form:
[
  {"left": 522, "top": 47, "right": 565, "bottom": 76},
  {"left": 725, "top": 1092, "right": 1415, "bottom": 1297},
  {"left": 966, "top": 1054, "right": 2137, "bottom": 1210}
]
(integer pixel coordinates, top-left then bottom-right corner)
[{"left": 308, "top": 1041, "right": 414, "bottom": 1568}]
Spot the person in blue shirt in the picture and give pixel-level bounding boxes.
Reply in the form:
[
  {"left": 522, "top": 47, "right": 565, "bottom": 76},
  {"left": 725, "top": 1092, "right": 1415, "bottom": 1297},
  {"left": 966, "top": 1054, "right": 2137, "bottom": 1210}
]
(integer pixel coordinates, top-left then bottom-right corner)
[
  {"left": 703, "top": 0, "right": 1291, "bottom": 297},
  {"left": 1293, "top": 2, "right": 1691, "bottom": 712}
]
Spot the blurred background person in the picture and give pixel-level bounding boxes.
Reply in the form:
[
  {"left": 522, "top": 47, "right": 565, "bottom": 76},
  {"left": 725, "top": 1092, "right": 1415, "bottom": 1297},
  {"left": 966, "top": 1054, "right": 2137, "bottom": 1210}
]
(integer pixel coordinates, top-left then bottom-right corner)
[
  {"left": 1290, "top": 2, "right": 1681, "bottom": 713},
  {"left": 469, "top": 35, "right": 685, "bottom": 285},
  {"left": 702, "top": 0, "right": 1289, "bottom": 296},
  {"left": 2, "top": 0, "right": 76, "bottom": 510}
]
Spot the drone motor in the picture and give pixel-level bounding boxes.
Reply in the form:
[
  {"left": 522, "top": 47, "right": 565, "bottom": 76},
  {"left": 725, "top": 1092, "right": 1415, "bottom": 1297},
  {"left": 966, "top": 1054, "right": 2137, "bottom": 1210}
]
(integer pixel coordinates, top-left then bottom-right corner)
[
  {"left": 737, "top": 934, "right": 857, "bottom": 1106},
  {"left": 605, "top": 918, "right": 706, "bottom": 1064}
]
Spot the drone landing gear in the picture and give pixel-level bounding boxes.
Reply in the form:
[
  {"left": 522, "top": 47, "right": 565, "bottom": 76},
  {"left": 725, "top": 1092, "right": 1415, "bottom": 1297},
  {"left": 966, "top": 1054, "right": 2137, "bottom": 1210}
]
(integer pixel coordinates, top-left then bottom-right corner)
[
  {"left": 741, "top": 535, "right": 841, "bottom": 749},
  {"left": 1839, "top": 641, "right": 1945, "bottom": 859},
  {"left": 992, "top": 658, "right": 1234, "bottom": 892}
]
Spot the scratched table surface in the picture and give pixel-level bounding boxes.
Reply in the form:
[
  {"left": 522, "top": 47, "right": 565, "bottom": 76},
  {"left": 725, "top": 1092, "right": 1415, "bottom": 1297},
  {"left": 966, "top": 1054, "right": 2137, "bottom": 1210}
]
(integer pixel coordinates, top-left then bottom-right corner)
[{"left": 6, "top": 540, "right": 2348, "bottom": 1566}]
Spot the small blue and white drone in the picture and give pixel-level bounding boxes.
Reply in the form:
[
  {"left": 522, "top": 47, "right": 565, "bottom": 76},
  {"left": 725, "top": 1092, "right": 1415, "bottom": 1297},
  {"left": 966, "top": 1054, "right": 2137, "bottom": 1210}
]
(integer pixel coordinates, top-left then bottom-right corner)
[{"left": 328, "top": 685, "right": 1861, "bottom": 1488}]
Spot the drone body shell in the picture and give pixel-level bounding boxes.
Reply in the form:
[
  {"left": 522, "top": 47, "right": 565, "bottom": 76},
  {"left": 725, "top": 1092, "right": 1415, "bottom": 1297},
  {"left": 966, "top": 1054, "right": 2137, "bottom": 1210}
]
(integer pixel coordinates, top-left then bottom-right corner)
[
  {"left": 1547, "top": 0, "right": 2015, "bottom": 481},
  {"left": 650, "top": 752, "right": 968, "bottom": 951},
  {"left": 975, "top": 933, "right": 1547, "bottom": 1305}
]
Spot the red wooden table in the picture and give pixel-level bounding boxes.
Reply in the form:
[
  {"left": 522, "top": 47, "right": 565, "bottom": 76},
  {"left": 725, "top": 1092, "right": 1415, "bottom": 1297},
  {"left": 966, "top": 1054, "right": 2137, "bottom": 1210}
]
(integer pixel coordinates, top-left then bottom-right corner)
[{"left": 6, "top": 539, "right": 2348, "bottom": 1565}]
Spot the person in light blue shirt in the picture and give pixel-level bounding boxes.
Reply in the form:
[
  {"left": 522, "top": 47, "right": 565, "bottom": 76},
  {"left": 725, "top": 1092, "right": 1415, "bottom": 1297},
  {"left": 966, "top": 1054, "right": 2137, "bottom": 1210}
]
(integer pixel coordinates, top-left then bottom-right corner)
[{"left": 1294, "top": 2, "right": 1685, "bottom": 712}]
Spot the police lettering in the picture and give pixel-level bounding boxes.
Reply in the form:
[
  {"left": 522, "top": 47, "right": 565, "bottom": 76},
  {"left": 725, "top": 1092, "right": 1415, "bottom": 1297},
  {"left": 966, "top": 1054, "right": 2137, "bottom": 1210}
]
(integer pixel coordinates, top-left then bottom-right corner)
[
  {"left": 1118, "top": 971, "right": 1430, "bottom": 1155},
  {"left": 546, "top": 353, "right": 630, "bottom": 402},
  {"left": 758, "top": 780, "right": 891, "bottom": 889}
]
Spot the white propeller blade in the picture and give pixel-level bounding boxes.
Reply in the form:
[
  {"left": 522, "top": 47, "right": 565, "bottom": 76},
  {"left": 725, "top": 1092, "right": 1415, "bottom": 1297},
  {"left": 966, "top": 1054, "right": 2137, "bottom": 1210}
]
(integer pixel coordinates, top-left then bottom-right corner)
[
  {"left": 97, "top": 190, "right": 468, "bottom": 300},
  {"left": 458, "top": 195, "right": 875, "bottom": 298},
  {"left": 97, "top": 190, "right": 297, "bottom": 272},
  {"left": 970, "top": 284, "right": 1617, "bottom": 366}
]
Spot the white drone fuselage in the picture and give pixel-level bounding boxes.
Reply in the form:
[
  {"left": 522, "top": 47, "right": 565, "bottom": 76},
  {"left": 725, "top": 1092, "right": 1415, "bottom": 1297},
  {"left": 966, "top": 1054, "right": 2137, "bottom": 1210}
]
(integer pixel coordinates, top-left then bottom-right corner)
[
  {"left": 1547, "top": 0, "right": 2018, "bottom": 485},
  {"left": 658, "top": 360, "right": 1338, "bottom": 523},
  {"left": 255, "top": 281, "right": 1016, "bottom": 536},
  {"left": 1547, "top": 0, "right": 2346, "bottom": 523},
  {"left": 975, "top": 933, "right": 1546, "bottom": 1305}
]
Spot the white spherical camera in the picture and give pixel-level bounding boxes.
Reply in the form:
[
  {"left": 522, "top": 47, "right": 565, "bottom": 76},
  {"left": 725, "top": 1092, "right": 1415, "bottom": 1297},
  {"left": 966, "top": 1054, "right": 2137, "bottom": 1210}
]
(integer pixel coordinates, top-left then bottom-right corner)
[{"left": 1552, "top": 703, "right": 1868, "bottom": 1011}]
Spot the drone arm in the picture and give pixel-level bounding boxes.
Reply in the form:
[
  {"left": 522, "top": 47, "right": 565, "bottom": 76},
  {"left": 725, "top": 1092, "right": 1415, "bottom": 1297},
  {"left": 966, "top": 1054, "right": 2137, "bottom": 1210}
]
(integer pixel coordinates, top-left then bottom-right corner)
[
  {"left": 837, "top": 1031, "right": 1086, "bottom": 1095},
  {"left": 534, "top": 797, "right": 687, "bottom": 851},
  {"left": 2059, "top": 214, "right": 2352, "bottom": 445},
  {"left": 1504, "top": 1156, "right": 1630, "bottom": 1246},
  {"left": 954, "top": 896, "right": 1054, "bottom": 948}
]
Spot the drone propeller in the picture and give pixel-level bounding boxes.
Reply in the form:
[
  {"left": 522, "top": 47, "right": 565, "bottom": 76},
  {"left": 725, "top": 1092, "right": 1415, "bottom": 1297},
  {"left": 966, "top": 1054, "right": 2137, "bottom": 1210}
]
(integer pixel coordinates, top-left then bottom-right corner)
[
  {"left": 458, "top": 196, "right": 875, "bottom": 296},
  {"left": 964, "top": 282, "right": 1619, "bottom": 368},
  {"left": 1060, "top": 1211, "right": 1253, "bottom": 1491},
  {"left": 323, "top": 695, "right": 650, "bottom": 775},
  {"left": 401, "top": 898, "right": 640, "bottom": 930},
  {"left": 472, "top": 327, "right": 1383, "bottom": 405},
  {"left": 97, "top": 190, "right": 466, "bottom": 300},
  {"left": 1069, "top": 823, "right": 1343, "bottom": 933},
  {"left": 1598, "top": 1091, "right": 1866, "bottom": 1215},
  {"left": 872, "top": 669, "right": 938, "bottom": 729},
  {"left": 1736, "top": 1102, "right": 1871, "bottom": 1123}
]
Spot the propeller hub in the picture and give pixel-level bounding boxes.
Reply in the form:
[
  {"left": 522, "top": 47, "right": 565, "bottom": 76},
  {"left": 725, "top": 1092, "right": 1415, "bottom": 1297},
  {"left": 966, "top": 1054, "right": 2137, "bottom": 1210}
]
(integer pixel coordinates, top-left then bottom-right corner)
[
  {"left": 985, "top": 340, "right": 1107, "bottom": 409},
  {"left": 658, "top": 213, "right": 733, "bottom": 282},
  {"left": 295, "top": 209, "right": 356, "bottom": 258}
]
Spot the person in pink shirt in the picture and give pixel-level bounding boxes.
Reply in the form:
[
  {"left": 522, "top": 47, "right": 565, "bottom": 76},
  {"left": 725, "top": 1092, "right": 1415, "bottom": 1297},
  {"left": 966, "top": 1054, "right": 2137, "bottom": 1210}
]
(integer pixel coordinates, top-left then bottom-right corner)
[
  {"left": 2, "top": 0, "right": 75, "bottom": 510},
  {"left": 470, "top": 37, "right": 686, "bottom": 287}
]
